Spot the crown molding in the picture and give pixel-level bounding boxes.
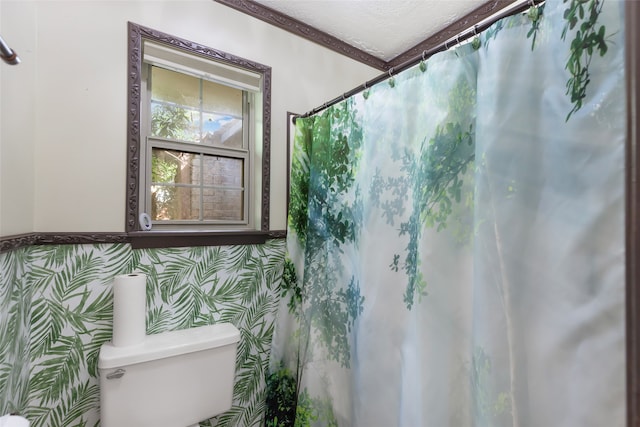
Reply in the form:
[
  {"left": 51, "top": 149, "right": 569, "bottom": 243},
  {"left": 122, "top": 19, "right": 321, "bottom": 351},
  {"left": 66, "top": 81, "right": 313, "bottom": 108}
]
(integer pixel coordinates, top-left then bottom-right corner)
[
  {"left": 214, "top": 0, "right": 519, "bottom": 71},
  {"left": 214, "top": 0, "right": 389, "bottom": 71}
]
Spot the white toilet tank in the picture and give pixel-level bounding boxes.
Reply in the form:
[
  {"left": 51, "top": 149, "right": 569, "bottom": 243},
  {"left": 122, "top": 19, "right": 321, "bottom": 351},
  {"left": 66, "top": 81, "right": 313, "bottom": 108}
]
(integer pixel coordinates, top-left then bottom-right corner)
[{"left": 98, "top": 323, "right": 240, "bottom": 427}]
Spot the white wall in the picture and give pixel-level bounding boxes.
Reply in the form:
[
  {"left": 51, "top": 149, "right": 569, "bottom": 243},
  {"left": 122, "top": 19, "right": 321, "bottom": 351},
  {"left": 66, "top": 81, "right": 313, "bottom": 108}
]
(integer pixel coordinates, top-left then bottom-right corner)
[
  {"left": 0, "top": 0, "right": 379, "bottom": 234},
  {"left": 1, "top": 1, "right": 37, "bottom": 236}
]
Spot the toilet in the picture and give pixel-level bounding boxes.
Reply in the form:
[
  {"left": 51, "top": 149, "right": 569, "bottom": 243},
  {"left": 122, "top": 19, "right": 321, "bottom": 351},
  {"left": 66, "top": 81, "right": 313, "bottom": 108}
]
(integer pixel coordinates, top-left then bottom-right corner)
[{"left": 98, "top": 323, "right": 240, "bottom": 427}]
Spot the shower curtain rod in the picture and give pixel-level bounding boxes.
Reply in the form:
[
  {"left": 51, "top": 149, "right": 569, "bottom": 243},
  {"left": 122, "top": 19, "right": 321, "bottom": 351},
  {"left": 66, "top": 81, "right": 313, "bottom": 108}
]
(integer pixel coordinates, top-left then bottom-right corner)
[
  {"left": 0, "top": 34, "right": 20, "bottom": 65},
  {"left": 296, "top": 0, "right": 545, "bottom": 120}
]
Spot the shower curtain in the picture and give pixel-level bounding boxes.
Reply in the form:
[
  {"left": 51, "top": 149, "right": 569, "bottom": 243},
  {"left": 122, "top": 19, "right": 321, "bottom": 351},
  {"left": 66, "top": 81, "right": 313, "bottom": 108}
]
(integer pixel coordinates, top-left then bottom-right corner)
[{"left": 267, "top": 1, "right": 626, "bottom": 426}]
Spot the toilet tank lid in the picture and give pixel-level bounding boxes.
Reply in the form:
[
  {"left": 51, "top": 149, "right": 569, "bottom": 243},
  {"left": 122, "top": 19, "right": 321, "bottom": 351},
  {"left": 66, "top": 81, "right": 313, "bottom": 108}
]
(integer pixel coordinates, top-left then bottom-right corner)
[{"left": 98, "top": 323, "right": 240, "bottom": 369}]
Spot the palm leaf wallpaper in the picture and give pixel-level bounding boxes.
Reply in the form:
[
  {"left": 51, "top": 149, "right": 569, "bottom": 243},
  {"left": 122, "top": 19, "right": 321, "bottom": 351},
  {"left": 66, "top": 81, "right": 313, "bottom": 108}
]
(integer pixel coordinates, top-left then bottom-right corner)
[
  {"left": 0, "top": 239, "right": 285, "bottom": 427},
  {"left": 0, "top": 248, "right": 31, "bottom": 416}
]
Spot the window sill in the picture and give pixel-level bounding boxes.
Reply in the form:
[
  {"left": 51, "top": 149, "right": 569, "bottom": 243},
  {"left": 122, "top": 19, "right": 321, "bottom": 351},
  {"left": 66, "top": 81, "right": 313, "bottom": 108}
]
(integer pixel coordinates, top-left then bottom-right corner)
[{"left": 128, "top": 229, "right": 285, "bottom": 249}]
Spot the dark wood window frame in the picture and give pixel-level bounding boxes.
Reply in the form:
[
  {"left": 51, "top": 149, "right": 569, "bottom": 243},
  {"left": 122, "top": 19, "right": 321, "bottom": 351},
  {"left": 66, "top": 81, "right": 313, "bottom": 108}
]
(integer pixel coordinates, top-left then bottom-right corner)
[{"left": 126, "top": 22, "right": 278, "bottom": 248}]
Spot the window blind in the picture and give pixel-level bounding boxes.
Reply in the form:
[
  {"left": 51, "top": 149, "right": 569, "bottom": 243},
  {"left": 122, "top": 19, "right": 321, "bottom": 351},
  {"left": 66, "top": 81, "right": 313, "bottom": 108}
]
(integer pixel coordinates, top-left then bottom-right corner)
[{"left": 143, "top": 41, "right": 262, "bottom": 92}]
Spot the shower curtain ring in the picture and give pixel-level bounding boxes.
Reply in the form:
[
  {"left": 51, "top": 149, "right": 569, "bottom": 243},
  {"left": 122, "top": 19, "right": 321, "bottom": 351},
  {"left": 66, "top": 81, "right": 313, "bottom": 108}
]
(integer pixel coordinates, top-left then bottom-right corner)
[
  {"left": 362, "top": 81, "right": 370, "bottom": 99},
  {"left": 456, "top": 35, "right": 460, "bottom": 46},
  {"left": 388, "top": 67, "right": 396, "bottom": 88},
  {"left": 419, "top": 50, "right": 428, "bottom": 72},
  {"left": 445, "top": 40, "right": 449, "bottom": 50},
  {"left": 471, "top": 24, "right": 482, "bottom": 50}
]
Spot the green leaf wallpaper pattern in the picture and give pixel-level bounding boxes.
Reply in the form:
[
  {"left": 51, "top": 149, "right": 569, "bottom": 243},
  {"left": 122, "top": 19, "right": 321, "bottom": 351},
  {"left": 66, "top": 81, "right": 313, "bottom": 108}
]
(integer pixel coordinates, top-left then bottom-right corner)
[
  {"left": 136, "top": 241, "right": 286, "bottom": 427},
  {"left": 0, "top": 248, "right": 31, "bottom": 416},
  {"left": 0, "top": 239, "right": 285, "bottom": 427},
  {"left": 25, "top": 243, "right": 134, "bottom": 427}
]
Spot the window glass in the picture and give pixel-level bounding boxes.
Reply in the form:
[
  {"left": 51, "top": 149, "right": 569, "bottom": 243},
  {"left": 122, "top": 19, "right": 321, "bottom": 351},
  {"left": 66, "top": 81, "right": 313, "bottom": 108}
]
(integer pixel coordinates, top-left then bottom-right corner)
[
  {"left": 150, "top": 66, "right": 244, "bottom": 148},
  {"left": 151, "top": 148, "right": 245, "bottom": 222},
  {"left": 203, "top": 189, "right": 244, "bottom": 221},
  {"left": 202, "top": 155, "right": 243, "bottom": 187},
  {"left": 151, "top": 149, "right": 197, "bottom": 184},
  {"left": 151, "top": 66, "right": 199, "bottom": 107},
  {"left": 203, "top": 80, "right": 244, "bottom": 149},
  {"left": 202, "top": 80, "right": 243, "bottom": 117},
  {"left": 150, "top": 101, "right": 199, "bottom": 142}
]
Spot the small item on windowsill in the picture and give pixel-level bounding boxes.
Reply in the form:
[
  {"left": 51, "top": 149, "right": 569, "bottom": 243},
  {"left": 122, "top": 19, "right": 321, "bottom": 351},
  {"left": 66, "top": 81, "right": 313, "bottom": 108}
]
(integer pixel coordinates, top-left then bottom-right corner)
[{"left": 138, "top": 213, "right": 152, "bottom": 231}]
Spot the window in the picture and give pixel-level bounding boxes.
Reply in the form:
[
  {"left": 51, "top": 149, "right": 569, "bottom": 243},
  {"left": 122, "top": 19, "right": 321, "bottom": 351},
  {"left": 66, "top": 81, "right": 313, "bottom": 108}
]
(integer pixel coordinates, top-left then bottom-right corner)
[{"left": 126, "top": 23, "right": 272, "bottom": 246}]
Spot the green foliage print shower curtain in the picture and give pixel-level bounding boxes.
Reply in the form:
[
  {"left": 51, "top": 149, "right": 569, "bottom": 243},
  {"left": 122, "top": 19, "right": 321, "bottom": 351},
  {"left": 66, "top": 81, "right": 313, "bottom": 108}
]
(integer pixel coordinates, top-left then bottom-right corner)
[{"left": 267, "top": 1, "right": 626, "bottom": 426}]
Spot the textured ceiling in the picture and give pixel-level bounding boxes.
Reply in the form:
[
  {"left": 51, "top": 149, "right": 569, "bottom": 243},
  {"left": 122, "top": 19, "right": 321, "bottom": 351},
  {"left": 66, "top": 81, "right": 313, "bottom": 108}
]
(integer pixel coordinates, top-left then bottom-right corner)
[{"left": 253, "top": 0, "right": 484, "bottom": 61}]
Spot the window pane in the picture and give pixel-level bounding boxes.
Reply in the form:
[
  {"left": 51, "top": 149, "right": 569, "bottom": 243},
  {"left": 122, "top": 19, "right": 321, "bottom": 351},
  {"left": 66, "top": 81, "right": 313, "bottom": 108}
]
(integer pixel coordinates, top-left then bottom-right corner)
[
  {"left": 151, "top": 66, "right": 199, "bottom": 108},
  {"left": 203, "top": 80, "right": 242, "bottom": 116},
  {"left": 150, "top": 67, "right": 201, "bottom": 143},
  {"left": 202, "top": 155, "right": 244, "bottom": 187},
  {"left": 149, "top": 65, "right": 245, "bottom": 148},
  {"left": 202, "top": 112, "right": 243, "bottom": 148},
  {"left": 152, "top": 149, "right": 199, "bottom": 185},
  {"left": 151, "top": 150, "right": 245, "bottom": 222},
  {"left": 151, "top": 185, "right": 199, "bottom": 221},
  {"left": 150, "top": 102, "right": 200, "bottom": 142},
  {"left": 202, "top": 80, "right": 244, "bottom": 149},
  {"left": 202, "top": 189, "right": 244, "bottom": 221}
]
